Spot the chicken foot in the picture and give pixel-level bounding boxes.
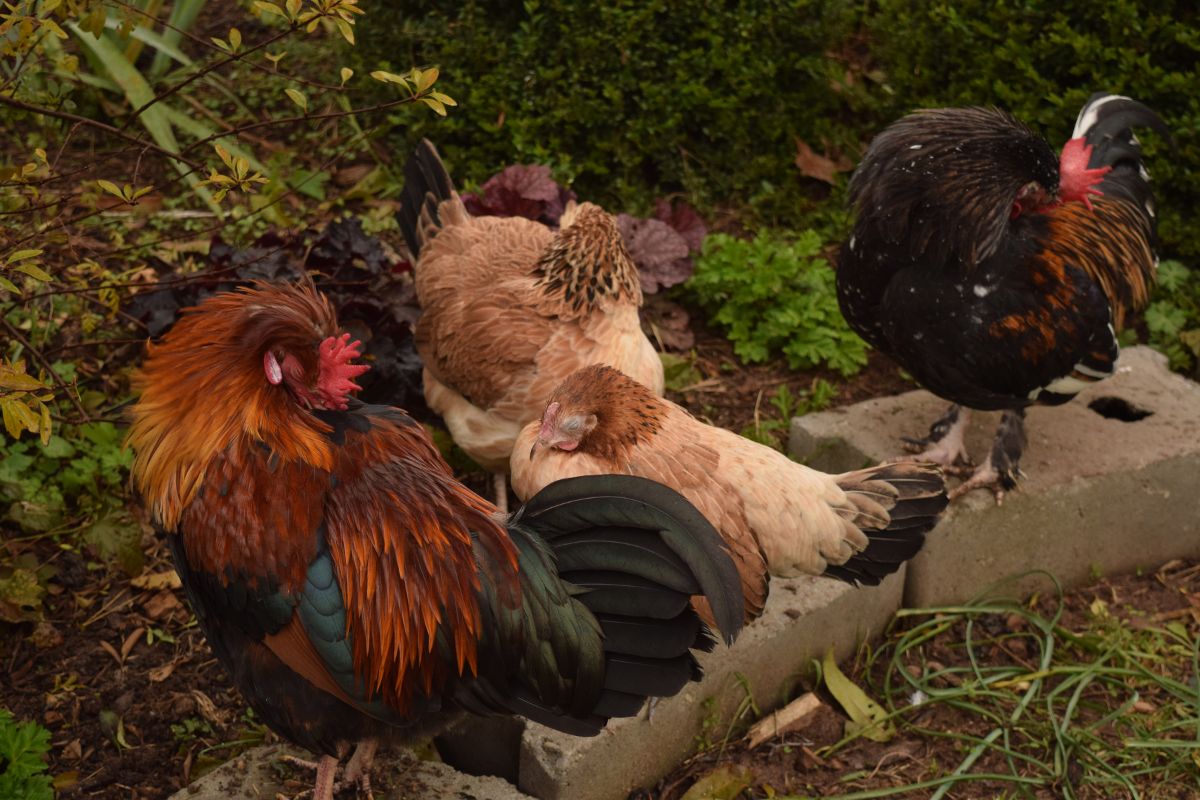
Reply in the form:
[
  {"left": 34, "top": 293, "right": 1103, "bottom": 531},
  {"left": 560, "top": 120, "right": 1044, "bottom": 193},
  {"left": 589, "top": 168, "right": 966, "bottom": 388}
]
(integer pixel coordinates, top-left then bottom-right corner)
[
  {"left": 947, "top": 409, "right": 1026, "bottom": 504},
  {"left": 899, "top": 404, "right": 972, "bottom": 468},
  {"left": 280, "top": 738, "right": 377, "bottom": 800}
]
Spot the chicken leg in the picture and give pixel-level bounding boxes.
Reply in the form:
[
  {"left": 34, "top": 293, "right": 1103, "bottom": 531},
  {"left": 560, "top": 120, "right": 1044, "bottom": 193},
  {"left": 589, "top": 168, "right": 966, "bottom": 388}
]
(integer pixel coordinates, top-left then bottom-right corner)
[
  {"left": 493, "top": 473, "right": 508, "bottom": 514},
  {"left": 948, "top": 409, "right": 1026, "bottom": 504}
]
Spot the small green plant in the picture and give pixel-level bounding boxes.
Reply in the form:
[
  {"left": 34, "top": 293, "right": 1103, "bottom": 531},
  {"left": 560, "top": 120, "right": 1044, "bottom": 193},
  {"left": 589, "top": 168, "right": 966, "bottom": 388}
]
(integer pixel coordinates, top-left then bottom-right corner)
[
  {"left": 0, "top": 709, "right": 53, "bottom": 800},
  {"left": 687, "top": 232, "right": 868, "bottom": 377},
  {"left": 1143, "top": 260, "right": 1200, "bottom": 374},
  {"left": 740, "top": 378, "right": 838, "bottom": 449}
]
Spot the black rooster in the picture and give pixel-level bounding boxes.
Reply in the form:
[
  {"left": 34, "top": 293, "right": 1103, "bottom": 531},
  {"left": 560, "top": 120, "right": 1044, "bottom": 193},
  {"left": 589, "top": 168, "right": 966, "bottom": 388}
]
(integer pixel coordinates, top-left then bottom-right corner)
[{"left": 837, "top": 93, "right": 1169, "bottom": 500}]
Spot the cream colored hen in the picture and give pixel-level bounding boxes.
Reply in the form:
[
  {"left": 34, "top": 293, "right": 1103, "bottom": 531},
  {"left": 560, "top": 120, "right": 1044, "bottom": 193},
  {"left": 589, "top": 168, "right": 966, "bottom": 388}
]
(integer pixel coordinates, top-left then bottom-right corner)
[
  {"left": 512, "top": 365, "right": 948, "bottom": 622},
  {"left": 398, "top": 141, "right": 664, "bottom": 509}
]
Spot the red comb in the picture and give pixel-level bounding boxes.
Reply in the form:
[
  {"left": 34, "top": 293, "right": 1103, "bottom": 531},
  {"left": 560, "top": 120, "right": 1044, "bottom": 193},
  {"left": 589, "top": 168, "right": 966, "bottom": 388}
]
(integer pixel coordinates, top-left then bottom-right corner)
[
  {"left": 317, "top": 333, "right": 370, "bottom": 410},
  {"left": 1059, "top": 138, "right": 1111, "bottom": 211}
]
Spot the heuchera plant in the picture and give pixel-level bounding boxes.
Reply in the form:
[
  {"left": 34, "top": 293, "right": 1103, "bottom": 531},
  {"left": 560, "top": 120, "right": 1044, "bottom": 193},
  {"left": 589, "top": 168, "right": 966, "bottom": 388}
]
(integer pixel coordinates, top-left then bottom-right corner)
[{"left": 464, "top": 164, "right": 707, "bottom": 293}]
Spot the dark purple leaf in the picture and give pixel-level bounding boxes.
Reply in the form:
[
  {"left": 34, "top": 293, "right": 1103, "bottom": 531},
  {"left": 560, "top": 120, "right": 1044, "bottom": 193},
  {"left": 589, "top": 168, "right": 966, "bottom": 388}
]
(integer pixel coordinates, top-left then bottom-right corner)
[
  {"left": 618, "top": 214, "right": 693, "bottom": 294},
  {"left": 463, "top": 163, "right": 576, "bottom": 225},
  {"left": 654, "top": 198, "right": 707, "bottom": 253}
]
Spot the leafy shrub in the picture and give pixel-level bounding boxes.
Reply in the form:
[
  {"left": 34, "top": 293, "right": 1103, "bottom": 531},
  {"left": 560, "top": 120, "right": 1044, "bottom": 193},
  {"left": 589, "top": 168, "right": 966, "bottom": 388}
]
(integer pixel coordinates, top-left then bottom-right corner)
[
  {"left": 1142, "top": 260, "right": 1200, "bottom": 376},
  {"left": 687, "top": 232, "right": 867, "bottom": 375},
  {"left": 356, "top": 2, "right": 1200, "bottom": 261},
  {"left": 0, "top": 709, "right": 52, "bottom": 800}
]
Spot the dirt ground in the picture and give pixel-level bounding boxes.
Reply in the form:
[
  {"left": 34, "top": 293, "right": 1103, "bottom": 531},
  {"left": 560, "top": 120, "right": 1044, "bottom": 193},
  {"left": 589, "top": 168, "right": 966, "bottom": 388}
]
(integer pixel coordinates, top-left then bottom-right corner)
[{"left": 4, "top": 512, "right": 1196, "bottom": 800}]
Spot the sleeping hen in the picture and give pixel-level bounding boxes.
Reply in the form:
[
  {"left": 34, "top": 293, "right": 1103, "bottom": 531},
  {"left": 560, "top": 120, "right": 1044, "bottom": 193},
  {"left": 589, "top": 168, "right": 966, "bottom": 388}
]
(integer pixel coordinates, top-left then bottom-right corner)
[
  {"left": 837, "top": 93, "right": 1169, "bottom": 500},
  {"left": 127, "top": 283, "right": 741, "bottom": 800},
  {"left": 398, "top": 141, "right": 664, "bottom": 511},
  {"left": 512, "top": 365, "right": 948, "bottom": 623}
]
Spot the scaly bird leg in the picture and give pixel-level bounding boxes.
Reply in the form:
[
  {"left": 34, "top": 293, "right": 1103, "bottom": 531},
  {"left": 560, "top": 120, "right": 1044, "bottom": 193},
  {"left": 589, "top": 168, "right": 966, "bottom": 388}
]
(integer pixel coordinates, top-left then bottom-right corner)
[
  {"left": 899, "top": 404, "right": 972, "bottom": 469},
  {"left": 278, "top": 753, "right": 341, "bottom": 800},
  {"left": 948, "top": 409, "right": 1026, "bottom": 504},
  {"left": 340, "top": 738, "right": 378, "bottom": 800},
  {"left": 493, "top": 472, "right": 509, "bottom": 514}
]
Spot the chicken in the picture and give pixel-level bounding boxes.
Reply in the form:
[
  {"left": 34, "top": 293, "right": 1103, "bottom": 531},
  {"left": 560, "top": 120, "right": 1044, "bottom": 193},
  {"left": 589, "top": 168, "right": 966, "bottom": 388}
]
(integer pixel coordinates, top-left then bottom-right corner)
[
  {"left": 511, "top": 365, "right": 948, "bottom": 623},
  {"left": 836, "top": 93, "right": 1169, "bottom": 501},
  {"left": 397, "top": 140, "right": 664, "bottom": 512},
  {"left": 127, "top": 283, "right": 742, "bottom": 800}
]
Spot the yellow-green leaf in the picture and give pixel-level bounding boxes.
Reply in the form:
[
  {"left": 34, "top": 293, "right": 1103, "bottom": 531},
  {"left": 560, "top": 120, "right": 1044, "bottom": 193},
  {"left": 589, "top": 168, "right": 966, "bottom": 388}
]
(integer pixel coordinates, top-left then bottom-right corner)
[
  {"left": 429, "top": 91, "right": 457, "bottom": 107},
  {"left": 680, "top": 765, "right": 754, "bottom": 800},
  {"left": 7, "top": 249, "right": 43, "bottom": 262},
  {"left": 416, "top": 67, "right": 439, "bottom": 92},
  {"left": 422, "top": 97, "right": 447, "bottom": 116},
  {"left": 285, "top": 0, "right": 301, "bottom": 19},
  {"left": 339, "top": 67, "right": 353, "bottom": 85},
  {"left": 97, "top": 180, "right": 124, "bottom": 199},
  {"left": 228, "top": 27, "right": 242, "bottom": 51},
  {"left": 39, "top": 403, "right": 51, "bottom": 445},
  {"left": 254, "top": 0, "right": 284, "bottom": 16},
  {"left": 822, "top": 649, "right": 895, "bottom": 742},
  {"left": 335, "top": 18, "right": 354, "bottom": 45},
  {"left": 0, "top": 276, "right": 19, "bottom": 294},
  {"left": 0, "top": 371, "right": 47, "bottom": 391},
  {"left": 285, "top": 88, "right": 307, "bottom": 112},
  {"left": 12, "top": 263, "right": 51, "bottom": 282}
]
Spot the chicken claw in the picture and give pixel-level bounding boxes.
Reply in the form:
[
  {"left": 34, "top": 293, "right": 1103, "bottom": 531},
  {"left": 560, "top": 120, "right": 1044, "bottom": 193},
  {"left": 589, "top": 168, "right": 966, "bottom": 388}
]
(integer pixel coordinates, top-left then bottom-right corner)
[
  {"left": 897, "top": 404, "right": 972, "bottom": 468},
  {"left": 946, "top": 410, "right": 1026, "bottom": 505}
]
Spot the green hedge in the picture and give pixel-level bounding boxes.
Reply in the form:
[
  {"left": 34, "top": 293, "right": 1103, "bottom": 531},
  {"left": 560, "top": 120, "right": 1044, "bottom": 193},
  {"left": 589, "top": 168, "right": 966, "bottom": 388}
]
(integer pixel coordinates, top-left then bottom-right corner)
[{"left": 357, "top": 1, "right": 1198, "bottom": 256}]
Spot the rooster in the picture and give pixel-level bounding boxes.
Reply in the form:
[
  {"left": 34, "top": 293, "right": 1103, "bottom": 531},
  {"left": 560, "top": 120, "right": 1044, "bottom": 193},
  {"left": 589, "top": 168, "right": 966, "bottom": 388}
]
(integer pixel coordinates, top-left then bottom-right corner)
[
  {"left": 837, "top": 93, "right": 1169, "bottom": 501},
  {"left": 511, "top": 365, "right": 948, "bottom": 622},
  {"left": 397, "top": 140, "right": 664, "bottom": 512},
  {"left": 127, "top": 283, "right": 742, "bottom": 800}
]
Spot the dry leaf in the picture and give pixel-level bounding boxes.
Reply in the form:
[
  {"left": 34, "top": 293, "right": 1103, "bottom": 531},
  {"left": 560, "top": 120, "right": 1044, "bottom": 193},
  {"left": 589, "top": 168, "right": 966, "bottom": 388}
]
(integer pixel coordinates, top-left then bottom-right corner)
[
  {"left": 794, "top": 138, "right": 852, "bottom": 185},
  {"left": 130, "top": 571, "right": 182, "bottom": 590},
  {"left": 149, "top": 661, "right": 178, "bottom": 683},
  {"left": 144, "top": 589, "right": 182, "bottom": 620},
  {"left": 98, "top": 639, "right": 122, "bottom": 666},
  {"left": 120, "top": 627, "right": 145, "bottom": 661}
]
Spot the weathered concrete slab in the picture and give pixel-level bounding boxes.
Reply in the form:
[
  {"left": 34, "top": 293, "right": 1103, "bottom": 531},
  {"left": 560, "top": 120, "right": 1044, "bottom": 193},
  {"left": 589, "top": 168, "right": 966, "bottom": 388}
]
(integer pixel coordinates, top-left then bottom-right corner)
[
  {"left": 790, "top": 346, "right": 1200, "bottom": 607},
  {"left": 170, "top": 743, "right": 536, "bottom": 800},
  {"left": 515, "top": 570, "right": 906, "bottom": 800}
]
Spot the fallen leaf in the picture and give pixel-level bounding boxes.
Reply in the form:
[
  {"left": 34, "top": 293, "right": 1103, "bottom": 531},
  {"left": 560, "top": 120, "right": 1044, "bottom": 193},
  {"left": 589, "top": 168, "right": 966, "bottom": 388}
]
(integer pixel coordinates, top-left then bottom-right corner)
[
  {"left": 794, "top": 138, "right": 851, "bottom": 185},
  {"left": 30, "top": 620, "right": 63, "bottom": 649},
  {"left": 680, "top": 765, "right": 754, "bottom": 800},
  {"left": 130, "top": 571, "right": 182, "bottom": 590},
  {"left": 822, "top": 648, "right": 895, "bottom": 742},
  {"left": 98, "top": 639, "right": 122, "bottom": 666},
  {"left": 617, "top": 214, "right": 692, "bottom": 293},
  {"left": 120, "top": 627, "right": 145, "bottom": 662},
  {"left": 143, "top": 589, "right": 182, "bottom": 620},
  {"left": 149, "top": 661, "right": 178, "bottom": 683}
]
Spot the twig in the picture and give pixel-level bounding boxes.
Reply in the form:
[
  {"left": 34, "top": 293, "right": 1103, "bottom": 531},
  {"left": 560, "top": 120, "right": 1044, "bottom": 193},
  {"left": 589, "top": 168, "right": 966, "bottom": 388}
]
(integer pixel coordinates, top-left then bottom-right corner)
[
  {"left": 0, "top": 314, "right": 90, "bottom": 422},
  {"left": 0, "top": 94, "right": 202, "bottom": 170}
]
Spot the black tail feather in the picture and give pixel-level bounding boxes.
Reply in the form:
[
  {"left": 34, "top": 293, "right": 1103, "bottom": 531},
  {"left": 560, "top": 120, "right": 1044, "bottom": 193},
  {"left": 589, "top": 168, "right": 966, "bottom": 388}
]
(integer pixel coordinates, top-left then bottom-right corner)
[
  {"left": 397, "top": 138, "right": 456, "bottom": 259},
  {"left": 511, "top": 474, "right": 745, "bottom": 728},
  {"left": 827, "top": 462, "right": 948, "bottom": 586},
  {"left": 1072, "top": 93, "right": 1171, "bottom": 215}
]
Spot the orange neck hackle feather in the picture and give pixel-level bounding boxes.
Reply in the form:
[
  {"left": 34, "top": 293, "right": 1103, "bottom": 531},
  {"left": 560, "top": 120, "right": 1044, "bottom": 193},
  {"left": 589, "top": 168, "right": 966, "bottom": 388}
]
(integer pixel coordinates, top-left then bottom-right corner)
[
  {"left": 535, "top": 202, "right": 642, "bottom": 314},
  {"left": 546, "top": 364, "right": 666, "bottom": 462},
  {"left": 128, "top": 283, "right": 341, "bottom": 532}
]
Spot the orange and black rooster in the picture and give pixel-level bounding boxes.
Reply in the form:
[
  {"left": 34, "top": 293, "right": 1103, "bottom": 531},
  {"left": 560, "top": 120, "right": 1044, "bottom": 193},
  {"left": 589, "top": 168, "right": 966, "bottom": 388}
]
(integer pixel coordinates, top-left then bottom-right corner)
[
  {"left": 837, "top": 93, "right": 1169, "bottom": 500},
  {"left": 127, "top": 283, "right": 742, "bottom": 800}
]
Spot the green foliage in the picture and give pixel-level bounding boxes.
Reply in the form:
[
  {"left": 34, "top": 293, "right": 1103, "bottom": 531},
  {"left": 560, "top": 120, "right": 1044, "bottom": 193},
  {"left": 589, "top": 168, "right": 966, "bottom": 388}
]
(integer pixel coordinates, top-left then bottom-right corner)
[
  {"left": 688, "top": 232, "right": 868, "bottom": 376},
  {"left": 355, "top": 0, "right": 863, "bottom": 222},
  {"left": 0, "top": 709, "right": 53, "bottom": 800},
  {"left": 1143, "top": 260, "right": 1200, "bottom": 375},
  {"left": 356, "top": 2, "right": 1198, "bottom": 260},
  {"left": 740, "top": 379, "right": 837, "bottom": 449}
]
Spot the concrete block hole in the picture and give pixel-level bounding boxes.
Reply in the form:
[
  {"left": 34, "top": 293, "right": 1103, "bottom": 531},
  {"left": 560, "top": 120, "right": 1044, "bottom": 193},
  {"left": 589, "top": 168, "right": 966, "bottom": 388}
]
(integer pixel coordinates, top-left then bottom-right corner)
[{"left": 1087, "top": 395, "right": 1154, "bottom": 422}]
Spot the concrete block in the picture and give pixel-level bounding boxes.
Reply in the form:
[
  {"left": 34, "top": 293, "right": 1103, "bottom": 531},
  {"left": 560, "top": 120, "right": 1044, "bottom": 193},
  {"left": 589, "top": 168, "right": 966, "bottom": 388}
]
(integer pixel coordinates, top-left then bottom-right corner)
[
  {"left": 170, "top": 744, "right": 536, "bottom": 800},
  {"left": 517, "top": 569, "right": 906, "bottom": 800},
  {"left": 790, "top": 346, "right": 1200, "bottom": 607}
]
